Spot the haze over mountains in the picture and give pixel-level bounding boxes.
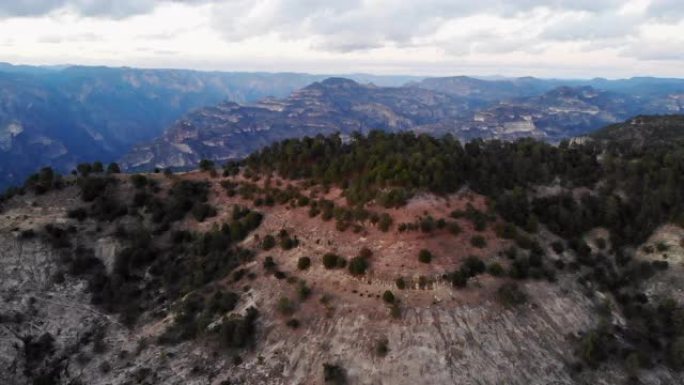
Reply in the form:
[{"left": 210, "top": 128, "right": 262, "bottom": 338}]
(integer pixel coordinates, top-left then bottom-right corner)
[{"left": 1, "top": 62, "right": 684, "bottom": 187}]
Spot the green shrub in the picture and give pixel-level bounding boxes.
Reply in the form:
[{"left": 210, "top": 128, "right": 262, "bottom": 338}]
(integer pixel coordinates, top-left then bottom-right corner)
[
  {"left": 263, "top": 256, "right": 276, "bottom": 271},
  {"left": 487, "top": 262, "right": 505, "bottom": 277},
  {"left": 449, "top": 270, "right": 468, "bottom": 288},
  {"left": 395, "top": 277, "right": 406, "bottom": 290},
  {"left": 448, "top": 221, "right": 462, "bottom": 236},
  {"left": 277, "top": 297, "right": 296, "bottom": 315},
  {"left": 496, "top": 282, "right": 527, "bottom": 307},
  {"left": 418, "top": 249, "right": 432, "bottom": 264},
  {"left": 378, "top": 213, "right": 393, "bottom": 232},
  {"left": 656, "top": 241, "right": 669, "bottom": 252},
  {"left": 262, "top": 235, "right": 276, "bottom": 250},
  {"left": 297, "top": 256, "right": 311, "bottom": 270},
  {"left": 390, "top": 303, "right": 401, "bottom": 319},
  {"left": 106, "top": 163, "right": 121, "bottom": 174},
  {"left": 348, "top": 256, "right": 369, "bottom": 276},
  {"left": 470, "top": 235, "right": 486, "bottom": 248},
  {"left": 374, "top": 337, "right": 389, "bottom": 357},
  {"left": 595, "top": 237, "right": 607, "bottom": 250},
  {"left": 199, "top": 159, "right": 215, "bottom": 172},
  {"left": 130, "top": 174, "right": 148, "bottom": 189},
  {"left": 382, "top": 290, "right": 395, "bottom": 304},
  {"left": 67, "top": 208, "right": 88, "bottom": 222},
  {"left": 297, "top": 282, "right": 312, "bottom": 300},
  {"left": 191, "top": 203, "right": 217, "bottom": 222},
  {"left": 462, "top": 255, "right": 486, "bottom": 277},
  {"left": 323, "top": 363, "right": 347, "bottom": 385},
  {"left": 323, "top": 253, "right": 344, "bottom": 269},
  {"left": 551, "top": 241, "right": 565, "bottom": 254},
  {"left": 286, "top": 318, "right": 300, "bottom": 329},
  {"left": 494, "top": 223, "right": 517, "bottom": 239}
]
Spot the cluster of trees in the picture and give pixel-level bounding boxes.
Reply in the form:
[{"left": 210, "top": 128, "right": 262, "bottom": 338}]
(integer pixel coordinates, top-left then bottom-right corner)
[
  {"left": 348, "top": 247, "right": 373, "bottom": 276},
  {"left": 159, "top": 289, "right": 240, "bottom": 344},
  {"left": 68, "top": 196, "right": 263, "bottom": 327},
  {"left": 245, "top": 130, "right": 683, "bottom": 249},
  {"left": 245, "top": 131, "right": 602, "bottom": 206}
]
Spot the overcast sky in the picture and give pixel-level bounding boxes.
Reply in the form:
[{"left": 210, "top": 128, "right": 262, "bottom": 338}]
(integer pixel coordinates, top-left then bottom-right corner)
[{"left": 0, "top": 0, "right": 682, "bottom": 78}]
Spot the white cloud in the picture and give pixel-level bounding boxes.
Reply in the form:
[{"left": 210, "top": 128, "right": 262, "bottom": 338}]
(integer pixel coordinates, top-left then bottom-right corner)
[{"left": 0, "top": 0, "right": 682, "bottom": 77}]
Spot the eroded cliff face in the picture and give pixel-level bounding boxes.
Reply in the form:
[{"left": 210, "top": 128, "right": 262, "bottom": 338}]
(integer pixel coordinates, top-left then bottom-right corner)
[{"left": 1, "top": 183, "right": 683, "bottom": 385}]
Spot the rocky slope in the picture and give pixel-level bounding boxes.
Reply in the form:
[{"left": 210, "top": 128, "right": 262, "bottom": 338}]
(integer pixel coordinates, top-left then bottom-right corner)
[{"left": 1, "top": 165, "right": 683, "bottom": 384}]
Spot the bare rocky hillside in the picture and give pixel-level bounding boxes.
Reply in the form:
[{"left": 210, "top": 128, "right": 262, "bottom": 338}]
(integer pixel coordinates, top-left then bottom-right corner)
[{"left": 2, "top": 166, "right": 683, "bottom": 385}]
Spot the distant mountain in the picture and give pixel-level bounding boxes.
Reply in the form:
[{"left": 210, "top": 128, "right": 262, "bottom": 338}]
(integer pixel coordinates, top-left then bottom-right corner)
[
  {"left": 122, "top": 78, "right": 683, "bottom": 170},
  {"left": 0, "top": 65, "right": 421, "bottom": 189},
  {"left": 414, "top": 75, "right": 684, "bottom": 104},
  {"left": 589, "top": 115, "right": 684, "bottom": 147},
  {"left": 120, "top": 77, "right": 478, "bottom": 170},
  {"left": 410, "top": 76, "right": 563, "bottom": 101},
  {"left": 4, "top": 65, "right": 684, "bottom": 185},
  {"left": 449, "top": 85, "right": 669, "bottom": 141}
]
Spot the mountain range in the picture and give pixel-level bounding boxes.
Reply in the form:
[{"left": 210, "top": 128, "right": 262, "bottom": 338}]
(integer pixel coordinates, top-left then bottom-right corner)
[
  {"left": 122, "top": 77, "right": 684, "bottom": 171},
  {"left": 0, "top": 64, "right": 420, "bottom": 189},
  {"left": 2, "top": 63, "right": 684, "bottom": 186}
]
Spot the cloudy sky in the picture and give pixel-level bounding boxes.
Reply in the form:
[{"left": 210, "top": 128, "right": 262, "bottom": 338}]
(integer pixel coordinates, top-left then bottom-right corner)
[{"left": 0, "top": 0, "right": 683, "bottom": 78}]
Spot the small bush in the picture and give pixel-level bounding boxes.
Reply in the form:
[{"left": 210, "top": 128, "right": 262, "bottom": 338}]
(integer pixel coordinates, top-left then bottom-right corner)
[
  {"left": 263, "top": 256, "right": 276, "bottom": 271},
  {"left": 418, "top": 249, "right": 432, "bottom": 264},
  {"left": 470, "top": 235, "right": 487, "bottom": 248},
  {"left": 656, "top": 241, "right": 669, "bottom": 252},
  {"left": 323, "top": 253, "right": 344, "bottom": 269},
  {"left": 378, "top": 213, "right": 393, "bottom": 232},
  {"left": 382, "top": 290, "right": 395, "bottom": 304},
  {"left": 277, "top": 297, "right": 296, "bottom": 316},
  {"left": 106, "top": 163, "right": 121, "bottom": 174},
  {"left": 551, "top": 241, "right": 565, "bottom": 254},
  {"left": 262, "top": 235, "right": 276, "bottom": 250},
  {"left": 487, "top": 262, "right": 505, "bottom": 277},
  {"left": 448, "top": 221, "right": 462, "bottom": 236},
  {"left": 449, "top": 270, "right": 468, "bottom": 288},
  {"left": 286, "top": 318, "right": 300, "bottom": 329},
  {"left": 297, "top": 282, "right": 312, "bottom": 300},
  {"left": 395, "top": 277, "right": 406, "bottom": 290},
  {"left": 462, "top": 255, "right": 486, "bottom": 277},
  {"left": 67, "top": 208, "right": 88, "bottom": 222},
  {"left": 199, "top": 159, "right": 215, "bottom": 172},
  {"left": 297, "top": 257, "right": 311, "bottom": 270},
  {"left": 130, "top": 174, "right": 148, "bottom": 189},
  {"left": 390, "top": 303, "right": 401, "bottom": 319},
  {"left": 374, "top": 337, "right": 389, "bottom": 357},
  {"left": 191, "top": 203, "right": 217, "bottom": 222},
  {"left": 496, "top": 282, "right": 527, "bottom": 307},
  {"left": 348, "top": 256, "right": 369, "bottom": 276},
  {"left": 323, "top": 363, "right": 347, "bottom": 385}
]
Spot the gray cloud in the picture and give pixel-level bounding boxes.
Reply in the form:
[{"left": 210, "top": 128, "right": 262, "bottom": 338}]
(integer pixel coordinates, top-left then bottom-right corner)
[
  {"left": 646, "top": 0, "right": 684, "bottom": 21},
  {"left": 0, "top": 0, "right": 67, "bottom": 17},
  {"left": 0, "top": 0, "right": 210, "bottom": 19},
  {"left": 208, "top": 0, "right": 635, "bottom": 54},
  {"left": 3, "top": 0, "right": 684, "bottom": 69}
]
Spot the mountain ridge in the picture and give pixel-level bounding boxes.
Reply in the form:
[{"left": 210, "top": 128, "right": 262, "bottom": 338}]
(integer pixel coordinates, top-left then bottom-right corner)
[{"left": 121, "top": 77, "right": 683, "bottom": 171}]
